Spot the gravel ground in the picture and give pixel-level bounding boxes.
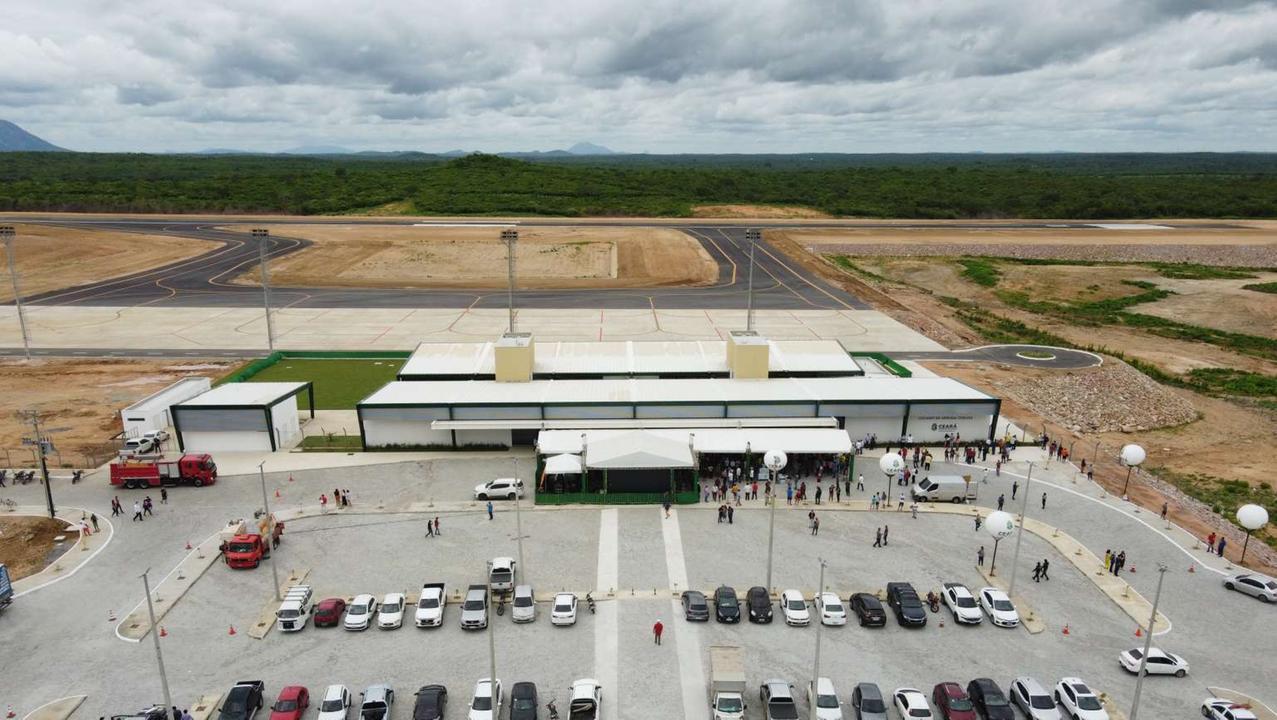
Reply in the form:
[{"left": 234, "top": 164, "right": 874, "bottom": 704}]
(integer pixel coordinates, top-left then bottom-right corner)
[{"left": 813, "top": 243, "right": 1277, "bottom": 267}]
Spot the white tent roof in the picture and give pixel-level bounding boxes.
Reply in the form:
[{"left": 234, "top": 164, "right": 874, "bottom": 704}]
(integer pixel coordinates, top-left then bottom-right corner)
[
  {"left": 584, "top": 430, "right": 694, "bottom": 469},
  {"left": 544, "top": 453, "right": 583, "bottom": 474},
  {"left": 539, "top": 428, "right": 852, "bottom": 457}
]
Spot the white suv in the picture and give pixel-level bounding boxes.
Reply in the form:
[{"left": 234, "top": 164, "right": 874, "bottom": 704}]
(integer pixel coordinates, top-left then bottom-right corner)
[
  {"left": 943, "top": 583, "right": 983, "bottom": 625},
  {"left": 474, "top": 478, "right": 524, "bottom": 500}
]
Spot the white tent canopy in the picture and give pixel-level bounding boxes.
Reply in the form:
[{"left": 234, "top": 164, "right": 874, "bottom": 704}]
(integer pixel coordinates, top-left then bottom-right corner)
[
  {"left": 544, "top": 453, "right": 583, "bottom": 474},
  {"left": 538, "top": 428, "right": 851, "bottom": 459},
  {"left": 583, "top": 430, "right": 694, "bottom": 469}
]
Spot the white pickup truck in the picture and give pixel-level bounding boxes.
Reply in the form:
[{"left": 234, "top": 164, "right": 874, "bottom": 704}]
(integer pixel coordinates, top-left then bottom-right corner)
[
  {"left": 275, "top": 585, "right": 313, "bottom": 632},
  {"left": 414, "top": 583, "right": 446, "bottom": 628}
]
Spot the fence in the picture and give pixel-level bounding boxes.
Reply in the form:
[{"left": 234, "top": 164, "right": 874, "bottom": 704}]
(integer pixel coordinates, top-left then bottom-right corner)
[
  {"left": 1, "top": 446, "right": 120, "bottom": 470},
  {"left": 851, "top": 352, "right": 913, "bottom": 378},
  {"left": 218, "top": 350, "right": 413, "bottom": 385}
]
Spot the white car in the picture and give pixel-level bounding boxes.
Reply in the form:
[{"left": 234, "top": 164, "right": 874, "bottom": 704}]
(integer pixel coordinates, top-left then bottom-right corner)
[
  {"left": 414, "top": 583, "right": 446, "bottom": 627},
  {"left": 468, "top": 678, "right": 502, "bottom": 720},
  {"left": 815, "top": 592, "right": 847, "bottom": 626},
  {"left": 551, "top": 592, "right": 578, "bottom": 626},
  {"left": 1118, "top": 647, "right": 1188, "bottom": 677},
  {"left": 1010, "top": 677, "right": 1061, "bottom": 720},
  {"left": 377, "top": 592, "right": 406, "bottom": 629},
  {"left": 1223, "top": 572, "right": 1277, "bottom": 603},
  {"left": 1202, "top": 698, "right": 1259, "bottom": 720},
  {"left": 780, "top": 589, "right": 810, "bottom": 626},
  {"left": 143, "top": 430, "right": 170, "bottom": 444},
  {"left": 892, "top": 688, "right": 933, "bottom": 719},
  {"left": 1054, "top": 678, "right": 1108, "bottom": 720},
  {"left": 473, "top": 478, "right": 524, "bottom": 500},
  {"left": 123, "top": 437, "right": 157, "bottom": 454},
  {"left": 978, "top": 587, "right": 1019, "bottom": 628},
  {"left": 806, "top": 677, "right": 843, "bottom": 720},
  {"left": 316, "top": 685, "right": 352, "bottom": 720},
  {"left": 942, "top": 583, "right": 983, "bottom": 625},
  {"left": 344, "top": 594, "right": 378, "bottom": 631},
  {"left": 569, "top": 679, "right": 602, "bottom": 720},
  {"left": 511, "top": 584, "right": 536, "bottom": 623}
]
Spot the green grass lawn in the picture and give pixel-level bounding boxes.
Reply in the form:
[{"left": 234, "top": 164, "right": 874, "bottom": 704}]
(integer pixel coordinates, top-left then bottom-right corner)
[{"left": 247, "top": 358, "right": 403, "bottom": 409}]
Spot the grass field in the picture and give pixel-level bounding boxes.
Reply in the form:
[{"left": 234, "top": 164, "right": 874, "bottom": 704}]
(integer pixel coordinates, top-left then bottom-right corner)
[{"left": 247, "top": 358, "right": 402, "bottom": 409}]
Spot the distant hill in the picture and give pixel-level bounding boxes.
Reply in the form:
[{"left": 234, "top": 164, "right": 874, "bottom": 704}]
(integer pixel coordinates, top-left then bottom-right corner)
[
  {"left": 567, "top": 142, "right": 617, "bottom": 155},
  {"left": 0, "top": 120, "right": 66, "bottom": 152}
]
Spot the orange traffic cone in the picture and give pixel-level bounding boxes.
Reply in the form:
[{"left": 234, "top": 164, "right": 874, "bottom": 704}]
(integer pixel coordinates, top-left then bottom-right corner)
[
  {"left": 288, "top": 474, "right": 294, "bottom": 482},
  {"left": 1062, "top": 624, "right": 1070, "bottom": 636},
  {"left": 185, "top": 540, "right": 192, "bottom": 550},
  {"left": 159, "top": 626, "right": 168, "bottom": 638},
  {"left": 1134, "top": 626, "right": 1143, "bottom": 638},
  {"left": 228, "top": 625, "right": 237, "bottom": 636}
]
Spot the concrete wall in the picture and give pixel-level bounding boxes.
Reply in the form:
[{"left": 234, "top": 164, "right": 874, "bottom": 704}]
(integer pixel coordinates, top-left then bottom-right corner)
[
  {"left": 121, "top": 377, "right": 212, "bottom": 438},
  {"left": 362, "top": 419, "right": 451, "bottom": 448},
  {"left": 270, "top": 399, "right": 302, "bottom": 450},
  {"left": 905, "top": 402, "right": 995, "bottom": 442},
  {"left": 181, "top": 430, "right": 271, "bottom": 453},
  {"left": 456, "top": 429, "right": 511, "bottom": 447}
]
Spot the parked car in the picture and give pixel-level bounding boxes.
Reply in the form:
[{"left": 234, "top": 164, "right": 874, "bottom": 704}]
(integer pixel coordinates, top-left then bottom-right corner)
[
  {"left": 124, "top": 437, "right": 157, "bottom": 455},
  {"left": 468, "top": 679, "right": 502, "bottom": 720},
  {"left": 978, "top": 588, "right": 1019, "bottom": 628},
  {"left": 415, "top": 583, "right": 446, "bottom": 628},
  {"left": 965, "top": 679, "right": 1013, "bottom": 720},
  {"left": 886, "top": 582, "right": 927, "bottom": 627},
  {"left": 551, "top": 592, "right": 578, "bottom": 626},
  {"left": 488, "top": 557, "right": 516, "bottom": 593},
  {"left": 344, "top": 594, "right": 378, "bottom": 631},
  {"left": 931, "top": 683, "right": 975, "bottom": 720},
  {"left": 512, "top": 584, "right": 536, "bottom": 623},
  {"left": 1223, "top": 572, "right": 1277, "bottom": 603},
  {"left": 1118, "top": 647, "right": 1188, "bottom": 676},
  {"left": 510, "top": 682, "right": 538, "bottom": 720},
  {"left": 314, "top": 598, "right": 346, "bottom": 628},
  {"left": 893, "top": 688, "right": 933, "bottom": 720},
  {"left": 411, "top": 685, "right": 447, "bottom": 720},
  {"left": 806, "top": 677, "right": 843, "bottom": 720},
  {"left": 358, "top": 686, "right": 394, "bottom": 720},
  {"left": 682, "top": 590, "right": 710, "bottom": 621},
  {"left": 377, "top": 593, "right": 406, "bottom": 629},
  {"left": 850, "top": 683, "right": 887, "bottom": 720},
  {"left": 714, "top": 585, "right": 741, "bottom": 623},
  {"left": 1202, "top": 698, "right": 1259, "bottom": 720},
  {"left": 780, "top": 589, "right": 810, "bottom": 626},
  {"left": 1009, "top": 678, "right": 1060, "bottom": 720},
  {"left": 942, "top": 583, "right": 983, "bottom": 625},
  {"left": 219, "top": 681, "right": 266, "bottom": 720},
  {"left": 747, "top": 586, "right": 773, "bottom": 623},
  {"left": 316, "top": 686, "right": 352, "bottom": 720},
  {"left": 270, "top": 687, "right": 309, "bottom": 720},
  {"left": 474, "top": 478, "right": 524, "bottom": 500},
  {"left": 1053, "top": 678, "right": 1108, "bottom": 720},
  {"left": 815, "top": 592, "right": 847, "bottom": 626},
  {"left": 111, "top": 707, "right": 168, "bottom": 720},
  {"left": 760, "top": 680, "right": 799, "bottom": 720},
  {"left": 849, "top": 593, "right": 886, "bottom": 627},
  {"left": 568, "top": 679, "right": 602, "bottom": 720},
  {"left": 460, "top": 585, "right": 489, "bottom": 630}
]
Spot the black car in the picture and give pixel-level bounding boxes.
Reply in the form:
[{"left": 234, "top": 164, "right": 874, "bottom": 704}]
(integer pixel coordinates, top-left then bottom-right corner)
[
  {"left": 849, "top": 593, "right": 887, "bottom": 627},
  {"left": 411, "top": 685, "right": 447, "bottom": 720},
  {"left": 850, "top": 683, "right": 888, "bottom": 720},
  {"left": 747, "top": 586, "right": 773, "bottom": 623},
  {"left": 510, "top": 682, "right": 538, "bottom": 720},
  {"left": 219, "top": 681, "right": 266, "bottom": 720},
  {"left": 714, "top": 585, "right": 741, "bottom": 623},
  {"left": 966, "top": 678, "right": 1014, "bottom": 720},
  {"left": 682, "top": 590, "right": 710, "bottom": 621},
  {"left": 110, "top": 706, "right": 170, "bottom": 720},
  {"left": 885, "top": 582, "right": 927, "bottom": 627}
]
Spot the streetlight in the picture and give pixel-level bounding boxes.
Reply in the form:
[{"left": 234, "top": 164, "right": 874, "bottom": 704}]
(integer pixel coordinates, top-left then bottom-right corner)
[
  {"left": 810, "top": 558, "right": 827, "bottom": 720},
  {"left": 140, "top": 568, "right": 174, "bottom": 714},
  {"left": 485, "top": 559, "right": 498, "bottom": 703},
  {"left": 764, "top": 449, "right": 788, "bottom": 592},
  {"left": 1007, "top": 462, "right": 1033, "bottom": 598},
  {"left": 1236, "top": 504, "right": 1270, "bottom": 565},
  {"left": 1119, "top": 444, "right": 1146, "bottom": 498},
  {"left": 258, "top": 461, "right": 281, "bottom": 601},
  {"left": 1, "top": 226, "right": 32, "bottom": 360},
  {"left": 744, "top": 229, "right": 759, "bottom": 333},
  {"left": 879, "top": 453, "right": 904, "bottom": 503},
  {"left": 502, "top": 228, "right": 518, "bottom": 334},
  {"left": 252, "top": 228, "right": 275, "bottom": 351},
  {"left": 513, "top": 457, "right": 525, "bottom": 583},
  {"left": 984, "top": 510, "right": 1015, "bottom": 575},
  {"left": 1129, "top": 564, "right": 1169, "bottom": 720}
]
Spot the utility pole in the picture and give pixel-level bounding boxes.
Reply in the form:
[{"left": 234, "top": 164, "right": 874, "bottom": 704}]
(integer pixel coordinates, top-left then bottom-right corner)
[
  {"left": 1, "top": 226, "right": 32, "bottom": 360},
  {"left": 258, "top": 461, "right": 281, "bottom": 600},
  {"left": 1007, "top": 462, "right": 1033, "bottom": 598},
  {"left": 487, "top": 560, "right": 498, "bottom": 701},
  {"left": 744, "top": 229, "right": 760, "bottom": 332},
  {"left": 252, "top": 228, "right": 275, "bottom": 351},
  {"left": 513, "top": 456, "right": 525, "bottom": 584},
  {"left": 502, "top": 228, "right": 518, "bottom": 334},
  {"left": 141, "top": 569, "right": 174, "bottom": 714},
  {"left": 19, "top": 410, "right": 55, "bottom": 518},
  {"left": 1129, "top": 565, "right": 1168, "bottom": 720},
  {"left": 810, "top": 558, "right": 827, "bottom": 720}
]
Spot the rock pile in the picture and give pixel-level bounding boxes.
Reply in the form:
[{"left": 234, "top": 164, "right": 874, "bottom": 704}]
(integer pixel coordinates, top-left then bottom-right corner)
[{"left": 998, "top": 360, "right": 1199, "bottom": 433}]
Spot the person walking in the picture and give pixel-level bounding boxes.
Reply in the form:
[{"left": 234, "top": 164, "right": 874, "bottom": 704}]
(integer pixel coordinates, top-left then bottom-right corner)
[
  {"left": 653, "top": 619, "right": 664, "bottom": 645},
  {"left": 663, "top": 500, "right": 672, "bottom": 518},
  {"left": 426, "top": 518, "right": 434, "bottom": 538},
  {"left": 717, "top": 505, "right": 725, "bottom": 523},
  {"left": 143, "top": 496, "right": 154, "bottom": 516},
  {"left": 320, "top": 494, "right": 328, "bottom": 514},
  {"left": 910, "top": 503, "right": 918, "bottom": 519},
  {"left": 786, "top": 483, "right": 794, "bottom": 506},
  {"left": 1040, "top": 558, "right": 1050, "bottom": 580},
  {"left": 873, "top": 527, "right": 882, "bottom": 548},
  {"left": 1114, "top": 551, "right": 1125, "bottom": 576},
  {"left": 1161, "top": 502, "right": 1168, "bottom": 520},
  {"left": 811, "top": 514, "right": 820, "bottom": 536},
  {"left": 90, "top": 513, "right": 99, "bottom": 533},
  {"left": 897, "top": 493, "right": 905, "bottom": 511},
  {"left": 132, "top": 500, "right": 143, "bottom": 522},
  {"left": 111, "top": 496, "right": 121, "bottom": 517},
  {"left": 160, "top": 487, "right": 168, "bottom": 505},
  {"left": 974, "top": 515, "right": 982, "bottom": 531},
  {"left": 1040, "top": 492, "right": 1046, "bottom": 510},
  {"left": 977, "top": 545, "right": 985, "bottom": 566},
  {"left": 882, "top": 524, "right": 889, "bottom": 546},
  {"left": 727, "top": 505, "right": 734, "bottom": 524},
  {"left": 1217, "top": 537, "right": 1227, "bottom": 557},
  {"left": 856, "top": 473, "right": 865, "bottom": 491},
  {"left": 1011, "top": 480, "right": 1018, "bottom": 500},
  {"left": 815, "top": 484, "right": 822, "bottom": 505},
  {"left": 1032, "top": 561, "right": 1042, "bottom": 582},
  {"left": 434, "top": 516, "right": 441, "bottom": 535},
  {"left": 1206, "top": 532, "right": 1217, "bottom": 553},
  {"left": 1104, "top": 549, "right": 1112, "bottom": 571},
  {"left": 998, "top": 494, "right": 1006, "bottom": 511},
  {"left": 486, "top": 500, "right": 494, "bottom": 520}
]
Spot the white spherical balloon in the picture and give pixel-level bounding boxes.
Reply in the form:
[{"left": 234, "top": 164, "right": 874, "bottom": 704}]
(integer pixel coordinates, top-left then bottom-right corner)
[
  {"left": 1237, "top": 504, "right": 1270, "bottom": 531},
  {"left": 1120, "top": 444, "right": 1146, "bottom": 467},
  {"left": 878, "top": 453, "right": 905, "bottom": 476},
  {"left": 763, "top": 449, "right": 788, "bottom": 472},
  {"left": 985, "top": 510, "right": 1016, "bottom": 540}
]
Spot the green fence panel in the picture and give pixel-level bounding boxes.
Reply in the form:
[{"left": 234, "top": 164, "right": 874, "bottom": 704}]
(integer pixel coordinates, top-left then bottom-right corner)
[{"left": 851, "top": 352, "right": 912, "bottom": 378}]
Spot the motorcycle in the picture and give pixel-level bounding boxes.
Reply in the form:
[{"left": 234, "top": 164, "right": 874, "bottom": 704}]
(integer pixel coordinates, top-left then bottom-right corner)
[
  {"left": 546, "top": 699, "right": 559, "bottom": 720},
  {"left": 496, "top": 593, "right": 506, "bottom": 616},
  {"left": 585, "top": 592, "right": 596, "bottom": 615},
  {"left": 926, "top": 591, "right": 940, "bottom": 614}
]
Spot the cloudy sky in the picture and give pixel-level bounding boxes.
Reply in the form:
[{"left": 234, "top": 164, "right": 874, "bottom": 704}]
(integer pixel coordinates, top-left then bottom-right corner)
[{"left": 3, "top": 0, "right": 1276, "bottom": 153}]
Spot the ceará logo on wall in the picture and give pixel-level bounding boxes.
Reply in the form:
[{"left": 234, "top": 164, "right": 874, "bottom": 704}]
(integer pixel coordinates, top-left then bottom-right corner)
[{"left": 932, "top": 422, "right": 959, "bottom": 432}]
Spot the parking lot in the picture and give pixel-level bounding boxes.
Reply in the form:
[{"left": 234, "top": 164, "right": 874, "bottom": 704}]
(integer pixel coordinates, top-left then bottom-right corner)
[{"left": 0, "top": 450, "right": 1272, "bottom": 719}]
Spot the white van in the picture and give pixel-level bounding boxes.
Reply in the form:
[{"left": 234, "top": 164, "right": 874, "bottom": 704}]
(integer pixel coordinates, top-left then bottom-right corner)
[
  {"left": 489, "top": 557, "right": 516, "bottom": 592},
  {"left": 911, "top": 475, "right": 977, "bottom": 503},
  {"left": 275, "top": 585, "right": 314, "bottom": 632}
]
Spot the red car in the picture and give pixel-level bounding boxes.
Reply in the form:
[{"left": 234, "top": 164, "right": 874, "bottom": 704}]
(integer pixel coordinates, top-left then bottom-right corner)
[
  {"left": 933, "top": 682, "right": 977, "bottom": 720},
  {"left": 313, "top": 598, "right": 347, "bottom": 627},
  {"left": 270, "top": 686, "right": 309, "bottom": 720}
]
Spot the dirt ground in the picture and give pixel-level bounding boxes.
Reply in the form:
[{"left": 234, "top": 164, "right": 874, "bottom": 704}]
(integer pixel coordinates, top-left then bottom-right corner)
[
  {"left": 0, "top": 359, "right": 235, "bottom": 468},
  {"left": 0, "top": 223, "right": 216, "bottom": 302},
  {"left": 225, "top": 224, "right": 718, "bottom": 289},
  {"left": 691, "top": 204, "right": 831, "bottom": 219},
  {"left": 0, "top": 516, "right": 76, "bottom": 580},
  {"left": 786, "top": 220, "right": 1277, "bottom": 247},
  {"left": 1138, "top": 274, "right": 1277, "bottom": 338}
]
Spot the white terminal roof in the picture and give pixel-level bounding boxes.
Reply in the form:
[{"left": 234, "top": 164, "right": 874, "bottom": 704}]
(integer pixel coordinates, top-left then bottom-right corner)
[
  {"left": 539, "top": 428, "right": 853, "bottom": 456},
  {"left": 398, "top": 339, "right": 861, "bottom": 376},
  {"left": 179, "top": 382, "right": 309, "bottom": 407},
  {"left": 361, "top": 375, "right": 993, "bottom": 406}
]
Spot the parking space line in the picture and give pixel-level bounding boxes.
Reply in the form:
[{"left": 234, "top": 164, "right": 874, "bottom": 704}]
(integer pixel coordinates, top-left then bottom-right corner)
[
  {"left": 596, "top": 509, "right": 619, "bottom": 720},
  {"left": 662, "top": 509, "right": 705, "bottom": 720}
]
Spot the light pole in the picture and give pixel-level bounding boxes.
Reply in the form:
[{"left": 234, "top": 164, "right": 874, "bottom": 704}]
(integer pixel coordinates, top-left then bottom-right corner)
[
  {"left": 252, "top": 228, "right": 275, "bottom": 351},
  {"left": 486, "top": 559, "right": 498, "bottom": 700},
  {"left": 258, "top": 461, "right": 281, "bottom": 600},
  {"left": 984, "top": 510, "right": 1015, "bottom": 575},
  {"left": 1120, "top": 444, "right": 1145, "bottom": 498},
  {"left": 513, "top": 457, "right": 525, "bottom": 583},
  {"left": 502, "top": 228, "right": 518, "bottom": 334},
  {"left": 1236, "top": 504, "right": 1270, "bottom": 565},
  {"left": 141, "top": 568, "right": 174, "bottom": 714},
  {"left": 879, "top": 453, "right": 904, "bottom": 504},
  {"left": 810, "top": 558, "right": 827, "bottom": 720},
  {"left": 1, "top": 226, "right": 32, "bottom": 360},
  {"left": 1007, "top": 462, "right": 1033, "bottom": 598},
  {"left": 1129, "top": 564, "right": 1168, "bottom": 720},
  {"left": 764, "top": 449, "right": 788, "bottom": 592},
  {"left": 744, "top": 229, "right": 759, "bottom": 332}
]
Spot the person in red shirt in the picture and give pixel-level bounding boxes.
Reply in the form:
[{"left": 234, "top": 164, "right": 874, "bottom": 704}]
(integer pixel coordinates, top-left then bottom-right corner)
[{"left": 653, "top": 619, "right": 664, "bottom": 645}]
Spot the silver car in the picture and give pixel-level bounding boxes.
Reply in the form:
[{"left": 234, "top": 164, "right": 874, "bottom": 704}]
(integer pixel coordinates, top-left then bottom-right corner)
[
  {"left": 1224, "top": 572, "right": 1277, "bottom": 603},
  {"left": 1010, "top": 677, "right": 1060, "bottom": 720},
  {"left": 511, "top": 584, "right": 536, "bottom": 623},
  {"left": 850, "top": 683, "right": 887, "bottom": 720}
]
